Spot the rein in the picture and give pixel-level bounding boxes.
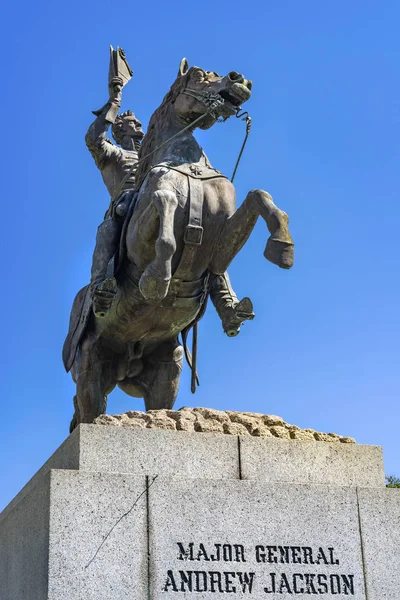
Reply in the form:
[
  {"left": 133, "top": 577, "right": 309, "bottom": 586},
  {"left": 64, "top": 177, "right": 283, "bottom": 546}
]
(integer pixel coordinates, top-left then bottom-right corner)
[
  {"left": 230, "top": 110, "right": 252, "bottom": 183},
  {"left": 182, "top": 89, "right": 253, "bottom": 182}
]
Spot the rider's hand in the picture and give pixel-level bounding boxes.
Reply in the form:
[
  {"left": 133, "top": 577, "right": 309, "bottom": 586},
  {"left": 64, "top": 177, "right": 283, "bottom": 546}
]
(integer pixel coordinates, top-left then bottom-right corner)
[{"left": 109, "top": 77, "right": 124, "bottom": 101}]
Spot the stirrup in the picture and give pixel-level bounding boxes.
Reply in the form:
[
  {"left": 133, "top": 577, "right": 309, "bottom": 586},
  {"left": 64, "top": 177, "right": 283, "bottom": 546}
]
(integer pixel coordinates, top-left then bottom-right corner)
[{"left": 92, "top": 277, "right": 117, "bottom": 318}]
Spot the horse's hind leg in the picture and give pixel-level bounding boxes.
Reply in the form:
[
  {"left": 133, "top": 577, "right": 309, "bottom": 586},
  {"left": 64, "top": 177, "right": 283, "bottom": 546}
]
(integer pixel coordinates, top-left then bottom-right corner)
[
  {"left": 211, "top": 189, "right": 294, "bottom": 274},
  {"left": 70, "top": 333, "right": 116, "bottom": 432},
  {"left": 143, "top": 340, "right": 183, "bottom": 410},
  {"left": 138, "top": 190, "right": 178, "bottom": 302},
  {"left": 118, "top": 339, "right": 183, "bottom": 410}
]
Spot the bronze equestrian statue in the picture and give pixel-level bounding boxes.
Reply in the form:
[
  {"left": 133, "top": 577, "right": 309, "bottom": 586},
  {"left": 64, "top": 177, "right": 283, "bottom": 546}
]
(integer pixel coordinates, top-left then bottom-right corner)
[{"left": 63, "top": 54, "right": 294, "bottom": 432}]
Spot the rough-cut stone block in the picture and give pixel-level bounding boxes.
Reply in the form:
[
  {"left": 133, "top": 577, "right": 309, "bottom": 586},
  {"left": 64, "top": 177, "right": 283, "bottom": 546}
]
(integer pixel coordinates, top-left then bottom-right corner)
[
  {"left": 252, "top": 425, "right": 275, "bottom": 438},
  {"left": 194, "top": 414, "right": 225, "bottom": 433},
  {"left": 239, "top": 437, "right": 385, "bottom": 487},
  {"left": 358, "top": 487, "right": 400, "bottom": 599},
  {"left": 263, "top": 414, "right": 286, "bottom": 427},
  {"left": 94, "top": 408, "right": 357, "bottom": 443},
  {"left": 288, "top": 428, "right": 317, "bottom": 441},
  {"left": 226, "top": 411, "right": 260, "bottom": 432},
  {"left": 223, "top": 421, "right": 250, "bottom": 435},
  {"left": 146, "top": 414, "right": 177, "bottom": 429},
  {"left": 192, "top": 407, "right": 229, "bottom": 422},
  {"left": 174, "top": 416, "right": 196, "bottom": 431},
  {"left": 270, "top": 425, "right": 292, "bottom": 439},
  {"left": 148, "top": 478, "right": 366, "bottom": 599}
]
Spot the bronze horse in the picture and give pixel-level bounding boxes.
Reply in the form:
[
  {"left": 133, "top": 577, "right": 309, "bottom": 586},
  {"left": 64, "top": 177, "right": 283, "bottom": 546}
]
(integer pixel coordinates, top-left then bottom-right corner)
[{"left": 63, "top": 59, "right": 294, "bottom": 431}]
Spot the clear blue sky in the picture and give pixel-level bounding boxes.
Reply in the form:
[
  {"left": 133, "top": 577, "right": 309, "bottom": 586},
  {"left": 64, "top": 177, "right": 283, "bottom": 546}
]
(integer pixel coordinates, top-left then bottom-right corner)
[{"left": 1, "top": 0, "right": 399, "bottom": 511}]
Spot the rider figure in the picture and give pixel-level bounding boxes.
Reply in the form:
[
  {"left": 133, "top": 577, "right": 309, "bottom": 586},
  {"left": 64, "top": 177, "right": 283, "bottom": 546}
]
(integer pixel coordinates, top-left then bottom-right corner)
[
  {"left": 85, "top": 76, "right": 142, "bottom": 318},
  {"left": 86, "top": 77, "right": 254, "bottom": 334}
]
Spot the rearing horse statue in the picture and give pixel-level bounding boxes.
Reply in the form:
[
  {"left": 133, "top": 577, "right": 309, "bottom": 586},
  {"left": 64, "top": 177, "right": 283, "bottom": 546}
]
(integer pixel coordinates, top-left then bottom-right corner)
[{"left": 63, "top": 58, "right": 294, "bottom": 431}]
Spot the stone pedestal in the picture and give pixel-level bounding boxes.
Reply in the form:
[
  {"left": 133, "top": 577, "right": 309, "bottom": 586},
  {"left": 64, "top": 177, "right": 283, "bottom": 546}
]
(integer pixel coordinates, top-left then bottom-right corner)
[{"left": 0, "top": 423, "right": 398, "bottom": 599}]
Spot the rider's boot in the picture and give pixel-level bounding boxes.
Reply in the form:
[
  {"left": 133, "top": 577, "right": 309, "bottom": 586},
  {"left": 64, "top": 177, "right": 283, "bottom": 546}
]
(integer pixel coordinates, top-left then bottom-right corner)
[
  {"left": 223, "top": 296, "right": 255, "bottom": 337},
  {"left": 90, "top": 218, "right": 121, "bottom": 318},
  {"left": 209, "top": 272, "right": 255, "bottom": 337}
]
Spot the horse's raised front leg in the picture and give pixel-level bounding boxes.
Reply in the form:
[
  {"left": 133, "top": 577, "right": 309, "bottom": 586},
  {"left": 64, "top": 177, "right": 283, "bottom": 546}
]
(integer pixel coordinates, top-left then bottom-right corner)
[
  {"left": 137, "top": 190, "right": 178, "bottom": 302},
  {"left": 210, "top": 189, "right": 294, "bottom": 274}
]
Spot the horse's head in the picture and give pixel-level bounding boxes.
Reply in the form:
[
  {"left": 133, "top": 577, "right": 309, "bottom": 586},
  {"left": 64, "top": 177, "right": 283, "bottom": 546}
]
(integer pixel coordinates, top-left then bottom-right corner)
[
  {"left": 172, "top": 58, "right": 252, "bottom": 129},
  {"left": 135, "top": 60, "right": 253, "bottom": 186}
]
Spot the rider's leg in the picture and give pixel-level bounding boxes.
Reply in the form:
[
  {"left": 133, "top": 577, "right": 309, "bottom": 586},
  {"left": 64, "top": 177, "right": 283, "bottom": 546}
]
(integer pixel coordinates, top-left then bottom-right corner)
[
  {"left": 90, "top": 217, "right": 123, "bottom": 317},
  {"left": 209, "top": 272, "right": 255, "bottom": 337},
  {"left": 90, "top": 218, "right": 121, "bottom": 288}
]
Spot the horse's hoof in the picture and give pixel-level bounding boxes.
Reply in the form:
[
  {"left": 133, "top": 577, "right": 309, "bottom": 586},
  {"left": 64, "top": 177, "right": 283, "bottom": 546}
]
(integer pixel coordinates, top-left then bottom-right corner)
[
  {"left": 264, "top": 238, "right": 294, "bottom": 269},
  {"left": 139, "top": 270, "right": 170, "bottom": 302}
]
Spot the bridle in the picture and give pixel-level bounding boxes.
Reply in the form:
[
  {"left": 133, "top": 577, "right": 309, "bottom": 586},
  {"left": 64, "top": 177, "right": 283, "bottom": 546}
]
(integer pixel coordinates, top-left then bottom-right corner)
[
  {"left": 181, "top": 88, "right": 252, "bottom": 182},
  {"left": 181, "top": 89, "right": 226, "bottom": 121}
]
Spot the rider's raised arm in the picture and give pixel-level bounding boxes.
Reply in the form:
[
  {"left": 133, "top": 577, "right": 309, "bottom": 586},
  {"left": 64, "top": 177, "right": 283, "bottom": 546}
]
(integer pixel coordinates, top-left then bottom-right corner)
[{"left": 85, "top": 77, "right": 123, "bottom": 169}]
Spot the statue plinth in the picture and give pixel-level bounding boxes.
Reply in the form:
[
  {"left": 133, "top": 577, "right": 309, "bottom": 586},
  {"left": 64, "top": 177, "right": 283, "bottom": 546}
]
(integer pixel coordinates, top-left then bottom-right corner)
[{"left": 0, "top": 419, "right": 397, "bottom": 599}]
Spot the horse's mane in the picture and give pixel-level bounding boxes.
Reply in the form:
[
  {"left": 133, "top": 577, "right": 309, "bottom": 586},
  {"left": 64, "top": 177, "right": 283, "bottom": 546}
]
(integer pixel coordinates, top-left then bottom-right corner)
[{"left": 135, "top": 69, "right": 194, "bottom": 188}]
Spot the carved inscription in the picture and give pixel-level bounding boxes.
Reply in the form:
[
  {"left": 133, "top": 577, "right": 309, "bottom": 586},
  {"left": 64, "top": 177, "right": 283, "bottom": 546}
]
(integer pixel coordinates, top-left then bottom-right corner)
[{"left": 162, "top": 542, "right": 356, "bottom": 596}]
